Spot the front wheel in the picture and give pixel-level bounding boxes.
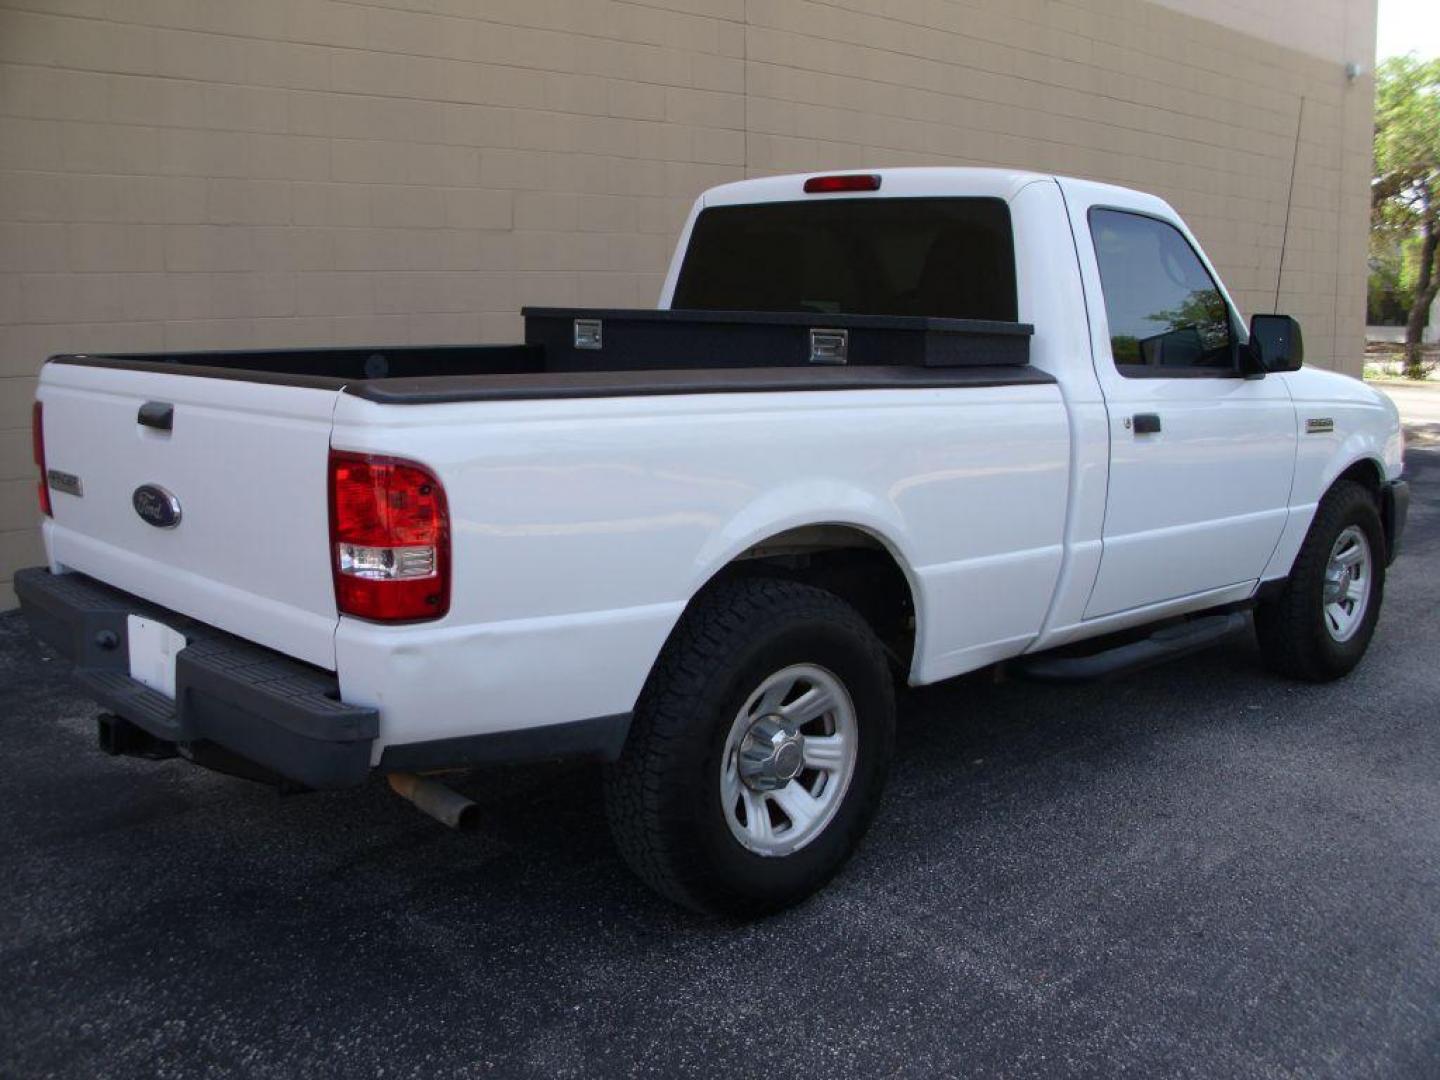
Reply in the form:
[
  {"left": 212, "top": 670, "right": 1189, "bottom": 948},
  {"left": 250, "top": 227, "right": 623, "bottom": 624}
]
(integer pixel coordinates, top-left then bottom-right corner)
[
  {"left": 604, "top": 578, "right": 895, "bottom": 917},
  {"left": 1255, "top": 480, "right": 1386, "bottom": 682}
]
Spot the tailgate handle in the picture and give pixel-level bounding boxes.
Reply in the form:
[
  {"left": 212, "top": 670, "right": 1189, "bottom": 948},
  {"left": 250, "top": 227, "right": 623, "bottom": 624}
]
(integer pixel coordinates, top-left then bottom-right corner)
[{"left": 137, "top": 401, "right": 173, "bottom": 432}]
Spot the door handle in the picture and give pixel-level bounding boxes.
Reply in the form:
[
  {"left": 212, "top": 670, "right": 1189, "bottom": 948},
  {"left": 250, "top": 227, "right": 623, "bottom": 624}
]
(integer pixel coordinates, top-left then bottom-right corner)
[
  {"left": 1131, "top": 413, "right": 1161, "bottom": 434},
  {"left": 137, "top": 401, "right": 174, "bottom": 431}
]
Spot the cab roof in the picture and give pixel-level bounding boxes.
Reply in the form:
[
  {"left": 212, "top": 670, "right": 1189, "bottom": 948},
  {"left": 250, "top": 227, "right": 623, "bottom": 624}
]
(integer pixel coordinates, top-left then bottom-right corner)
[{"left": 699, "top": 167, "right": 1155, "bottom": 210}]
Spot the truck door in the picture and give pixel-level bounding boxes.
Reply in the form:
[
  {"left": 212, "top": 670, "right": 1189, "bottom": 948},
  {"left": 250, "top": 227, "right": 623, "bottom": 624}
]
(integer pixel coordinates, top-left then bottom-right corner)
[{"left": 1068, "top": 199, "right": 1297, "bottom": 618}]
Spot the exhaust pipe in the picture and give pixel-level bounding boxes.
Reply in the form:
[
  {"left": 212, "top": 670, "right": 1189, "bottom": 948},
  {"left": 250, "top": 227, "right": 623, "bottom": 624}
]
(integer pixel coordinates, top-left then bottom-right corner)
[{"left": 387, "top": 772, "right": 478, "bottom": 830}]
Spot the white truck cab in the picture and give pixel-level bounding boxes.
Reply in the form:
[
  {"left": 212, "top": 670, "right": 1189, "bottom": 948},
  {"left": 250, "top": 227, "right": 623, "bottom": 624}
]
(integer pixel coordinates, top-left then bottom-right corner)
[{"left": 20, "top": 168, "right": 1407, "bottom": 915}]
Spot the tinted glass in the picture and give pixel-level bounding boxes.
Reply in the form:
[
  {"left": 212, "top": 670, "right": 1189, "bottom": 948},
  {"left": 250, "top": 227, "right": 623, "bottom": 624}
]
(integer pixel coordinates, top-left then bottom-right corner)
[
  {"left": 1089, "top": 209, "right": 1234, "bottom": 372},
  {"left": 673, "top": 197, "right": 1017, "bottom": 321}
]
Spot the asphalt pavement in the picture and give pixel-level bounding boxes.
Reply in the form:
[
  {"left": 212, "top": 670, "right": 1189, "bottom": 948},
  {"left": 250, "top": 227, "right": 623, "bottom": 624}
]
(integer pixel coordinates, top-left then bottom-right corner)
[
  {"left": 1376, "top": 381, "right": 1440, "bottom": 445},
  {"left": 2, "top": 448, "right": 1438, "bottom": 1079}
]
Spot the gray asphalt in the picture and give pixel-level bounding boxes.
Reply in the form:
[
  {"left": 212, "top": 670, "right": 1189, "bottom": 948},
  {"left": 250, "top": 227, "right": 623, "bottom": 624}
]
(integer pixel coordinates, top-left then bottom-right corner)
[
  {"left": 3, "top": 448, "right": 1438, "bottom": 1079},
  {"left": 1376, "top": 382, "right": 1440, "bottom": 446}
]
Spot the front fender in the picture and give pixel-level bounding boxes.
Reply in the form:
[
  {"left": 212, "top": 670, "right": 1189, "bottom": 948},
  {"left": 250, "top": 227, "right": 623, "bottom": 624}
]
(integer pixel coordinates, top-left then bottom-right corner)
[{"left": 1261, "top": 371, "right": 1402, "bottom": 582}]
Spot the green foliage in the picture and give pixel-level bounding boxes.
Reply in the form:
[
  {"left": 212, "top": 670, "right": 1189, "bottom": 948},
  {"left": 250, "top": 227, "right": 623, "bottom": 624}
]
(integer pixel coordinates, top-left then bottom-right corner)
[
  {"left": 1373, "top": 55, "right": 1440, "bottom": 230},
  {"left": 1368, "top": 231, "right": 1418, "bottom": 324},
  {"left": 1373, "top": 56, "right": 1440, "bottom": 376}
]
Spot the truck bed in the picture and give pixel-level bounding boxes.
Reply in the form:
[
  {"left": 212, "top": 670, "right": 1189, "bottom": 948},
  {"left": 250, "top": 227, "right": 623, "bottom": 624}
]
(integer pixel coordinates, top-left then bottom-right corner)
[{"left": 48, "top": 308, "right": 1047, "bottom": 404}]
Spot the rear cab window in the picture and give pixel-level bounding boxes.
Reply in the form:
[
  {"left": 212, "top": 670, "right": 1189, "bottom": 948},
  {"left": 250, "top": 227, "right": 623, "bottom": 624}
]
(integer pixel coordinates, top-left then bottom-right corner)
[
  {"left": 672, "top": 197, "right": 1018, "bottom": 322},
  {"left": 1087, "top": 208, "right": 1238, "bottom": 377}
]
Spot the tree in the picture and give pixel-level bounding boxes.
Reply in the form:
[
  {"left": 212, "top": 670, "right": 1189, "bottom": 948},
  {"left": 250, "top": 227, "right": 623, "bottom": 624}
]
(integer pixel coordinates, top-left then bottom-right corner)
[
  {"left": 1367, "top": 229, "right": 1415, "bottom": 325},
  {"left": 1373, "top": 56, "right": 1440, "bottom": 379}
]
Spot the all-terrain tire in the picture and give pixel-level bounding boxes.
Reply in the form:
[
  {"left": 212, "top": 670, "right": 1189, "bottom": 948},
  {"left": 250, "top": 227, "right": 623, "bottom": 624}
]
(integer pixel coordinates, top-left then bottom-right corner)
[
  {"left": 1255, "top": 480, "right": 1386, "bottom": 682},
  {"left": 604, "top": 577, "right": 895, "bottom": 917}
]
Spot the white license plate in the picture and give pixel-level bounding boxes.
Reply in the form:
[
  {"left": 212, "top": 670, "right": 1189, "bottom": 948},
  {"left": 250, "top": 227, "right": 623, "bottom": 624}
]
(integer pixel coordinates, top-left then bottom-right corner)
[{"left": 127, "top": 615, "right": 188, "bottom": 700}]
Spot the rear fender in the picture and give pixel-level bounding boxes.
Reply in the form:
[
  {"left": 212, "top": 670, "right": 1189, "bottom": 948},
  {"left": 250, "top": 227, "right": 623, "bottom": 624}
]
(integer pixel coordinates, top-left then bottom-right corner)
[{"left": 686, "top": 482, "right": 926, "bottom": 676}]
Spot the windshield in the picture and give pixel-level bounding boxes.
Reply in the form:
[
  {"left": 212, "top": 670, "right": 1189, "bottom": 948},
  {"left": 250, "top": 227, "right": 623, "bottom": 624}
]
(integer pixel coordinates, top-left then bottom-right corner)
[{"left": 672, "top": 197, "right": 1017, "bottom": 321}]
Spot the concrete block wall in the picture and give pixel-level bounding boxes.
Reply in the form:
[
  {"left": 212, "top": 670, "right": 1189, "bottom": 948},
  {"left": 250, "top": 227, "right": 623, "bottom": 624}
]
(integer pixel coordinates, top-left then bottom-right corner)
[{"left": 0, "top": 0, "right": 1377, "bottom": 609}]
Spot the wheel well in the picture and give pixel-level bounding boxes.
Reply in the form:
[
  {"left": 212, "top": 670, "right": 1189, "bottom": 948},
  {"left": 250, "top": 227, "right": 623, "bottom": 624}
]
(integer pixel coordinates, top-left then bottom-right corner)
[
  {"left": 1334, "top": 458, "right": 1382, "bottom": 499},
  {"left": 708, "top": 525, "right": 918, "bottom": 674},
  {"left": 1332, "top": 458, "right": 1391, "bottom": 553}
]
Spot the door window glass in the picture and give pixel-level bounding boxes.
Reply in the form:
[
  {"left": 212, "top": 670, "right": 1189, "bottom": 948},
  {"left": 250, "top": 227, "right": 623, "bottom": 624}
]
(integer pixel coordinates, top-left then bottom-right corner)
[{"left": 1089, "top": 209, "right": 1235, "bottom": 374}]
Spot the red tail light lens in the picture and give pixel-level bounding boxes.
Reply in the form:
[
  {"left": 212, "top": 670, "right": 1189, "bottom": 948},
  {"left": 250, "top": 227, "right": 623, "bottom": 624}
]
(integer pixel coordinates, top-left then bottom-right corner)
[
  {"left": 33, "top": 401, "right": 51, "bottom": 518},
  {"left": 803, "top": 173, "right": 882, "bottom": 194},
  {"left": 328, "top": 450, "right": 450, "bottom": 622}
]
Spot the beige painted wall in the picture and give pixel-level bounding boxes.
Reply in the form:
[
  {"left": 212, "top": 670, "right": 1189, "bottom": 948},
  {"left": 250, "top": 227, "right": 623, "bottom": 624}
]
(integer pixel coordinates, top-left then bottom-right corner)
[
  {"left": 0, "top": 0, "right": 1377, "bottom": 610},
  {"left": 1148, "top": 0, "right": 1375, "bottom": 66}
]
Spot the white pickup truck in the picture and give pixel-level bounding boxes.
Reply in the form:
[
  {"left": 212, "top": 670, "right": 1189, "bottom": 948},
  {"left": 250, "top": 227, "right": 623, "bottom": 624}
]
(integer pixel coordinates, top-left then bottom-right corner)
[{"left": 20, "top": 168, "right": 1408, "bottom": 916}]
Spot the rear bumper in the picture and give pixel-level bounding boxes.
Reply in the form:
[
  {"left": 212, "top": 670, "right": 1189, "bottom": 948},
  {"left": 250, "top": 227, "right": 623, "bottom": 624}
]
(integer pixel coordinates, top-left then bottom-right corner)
[
  {"left": 15, "top": 567, "right": 377, "bottom": 790},
  {"left": 1383, "top": 479, "right": 1409, "bottom": 564}
]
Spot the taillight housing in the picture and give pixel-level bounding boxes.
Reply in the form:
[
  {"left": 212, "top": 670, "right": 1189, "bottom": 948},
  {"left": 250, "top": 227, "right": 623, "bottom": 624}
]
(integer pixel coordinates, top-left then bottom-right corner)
[
  {"left": 328, "top": 450, "right": 450, "bottom": 623},
  {"left": 33, "top": 401, "right": 51, "bottom": 517}
]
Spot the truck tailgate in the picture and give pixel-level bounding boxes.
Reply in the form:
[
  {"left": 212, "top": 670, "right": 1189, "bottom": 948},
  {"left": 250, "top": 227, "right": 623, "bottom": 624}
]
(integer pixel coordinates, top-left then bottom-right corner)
[{"left": 37, "top": 361, "right": 341, "bottom": 669}]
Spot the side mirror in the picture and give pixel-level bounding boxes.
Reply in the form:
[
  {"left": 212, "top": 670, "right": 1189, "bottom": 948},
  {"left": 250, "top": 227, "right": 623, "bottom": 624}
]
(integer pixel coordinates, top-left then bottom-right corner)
[{"left": 1248, "top": 314, "right": 1304, "bottom": 372}]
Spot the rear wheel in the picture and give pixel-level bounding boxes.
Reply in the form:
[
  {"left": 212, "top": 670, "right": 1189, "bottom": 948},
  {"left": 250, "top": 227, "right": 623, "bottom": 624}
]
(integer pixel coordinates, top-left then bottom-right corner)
[
  {"left": 604, "top": 578, "right": 894, "bottom": 917},
  {"left": 1255, "top": 480, "right": 1386, "bottom": 682}
]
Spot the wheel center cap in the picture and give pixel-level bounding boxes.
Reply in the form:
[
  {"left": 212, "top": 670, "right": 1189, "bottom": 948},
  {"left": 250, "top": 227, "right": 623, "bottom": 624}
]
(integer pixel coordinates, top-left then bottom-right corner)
[
  {"left": 1324, "top": 565, "right": 1350, "bottom": 604},
  {"left": 772, "top": 739, "right": 804, "bottom": 780},
  {"left": 737, "top": 715, "right": 806, "bottom": 791}
]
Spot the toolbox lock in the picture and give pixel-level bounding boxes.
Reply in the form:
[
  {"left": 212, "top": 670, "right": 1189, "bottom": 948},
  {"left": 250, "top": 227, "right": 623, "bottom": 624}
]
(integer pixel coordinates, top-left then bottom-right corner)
[
  {"left": 809, "top": 328, "right": 848, "bottom": 365},
  {"left": 573, "top": 318, "right": 603, "bottom": 350}
]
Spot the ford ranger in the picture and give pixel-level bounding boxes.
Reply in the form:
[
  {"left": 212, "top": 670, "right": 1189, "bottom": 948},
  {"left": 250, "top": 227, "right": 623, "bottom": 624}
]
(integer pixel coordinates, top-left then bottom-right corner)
[{"left": 18, "top": 168, "right": 1408, "bottom": 916}]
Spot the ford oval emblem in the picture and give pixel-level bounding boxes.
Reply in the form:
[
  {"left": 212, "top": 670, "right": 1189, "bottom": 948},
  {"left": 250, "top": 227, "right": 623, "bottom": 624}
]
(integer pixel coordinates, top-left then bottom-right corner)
[{"left": 132, "top": 484, "right": 181, "bottom": 529}]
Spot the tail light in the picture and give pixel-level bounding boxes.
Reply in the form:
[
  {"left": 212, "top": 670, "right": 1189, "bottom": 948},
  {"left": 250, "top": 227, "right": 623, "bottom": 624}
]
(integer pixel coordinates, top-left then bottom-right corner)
[
  {"left": 33, "top": 401, "right": 51, "bottom": 517},
  {"left": 328, "top": 450, "right": 450, "bottom": 622}
]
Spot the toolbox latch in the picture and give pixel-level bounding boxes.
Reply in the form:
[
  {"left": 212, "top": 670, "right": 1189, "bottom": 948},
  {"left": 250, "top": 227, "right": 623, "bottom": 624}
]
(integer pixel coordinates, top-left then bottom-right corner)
[
  {"left": 573, "top": 318, "right": 603, "bottom": 350},
  {"left": 809, "top": 328, "right": 849, "bottom": 365}
]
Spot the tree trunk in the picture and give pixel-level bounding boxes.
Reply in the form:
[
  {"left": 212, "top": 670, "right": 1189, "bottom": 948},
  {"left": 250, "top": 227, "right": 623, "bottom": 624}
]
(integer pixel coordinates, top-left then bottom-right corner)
[{"left": 1406, "top": 216, "right": 1439, "bottom": 379}]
